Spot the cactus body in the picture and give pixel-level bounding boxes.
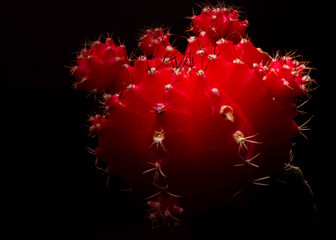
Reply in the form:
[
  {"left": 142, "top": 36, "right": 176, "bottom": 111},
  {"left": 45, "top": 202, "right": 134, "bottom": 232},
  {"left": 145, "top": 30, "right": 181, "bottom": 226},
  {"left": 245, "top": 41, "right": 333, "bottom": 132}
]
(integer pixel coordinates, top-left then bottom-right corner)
[{"left": 71, "top": 4, "right": 313, "bottom": 226}]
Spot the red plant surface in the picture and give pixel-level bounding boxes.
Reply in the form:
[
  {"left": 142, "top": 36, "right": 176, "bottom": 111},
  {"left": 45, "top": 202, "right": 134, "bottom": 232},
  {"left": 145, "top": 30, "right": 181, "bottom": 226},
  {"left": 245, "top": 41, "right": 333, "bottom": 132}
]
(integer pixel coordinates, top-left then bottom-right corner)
[{"left": 71, "top": 4, "right": 314, "bottom": 228}]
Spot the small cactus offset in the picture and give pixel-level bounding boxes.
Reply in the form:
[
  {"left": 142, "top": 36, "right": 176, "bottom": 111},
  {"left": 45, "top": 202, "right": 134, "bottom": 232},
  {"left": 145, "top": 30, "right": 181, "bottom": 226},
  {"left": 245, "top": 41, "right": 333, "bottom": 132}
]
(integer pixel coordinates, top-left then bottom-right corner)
[{"left": 70, "top": 3, "right": 315, "bottom": 230}]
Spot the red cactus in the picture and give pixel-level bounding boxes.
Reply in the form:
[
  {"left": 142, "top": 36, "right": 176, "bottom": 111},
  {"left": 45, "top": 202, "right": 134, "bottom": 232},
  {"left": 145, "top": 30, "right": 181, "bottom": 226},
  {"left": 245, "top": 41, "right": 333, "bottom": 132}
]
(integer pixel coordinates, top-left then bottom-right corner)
[
  {"left": 190, "top": 6, "right": 248, "bottom": 43},
  {"left": 71, "top": 4, "right": 314, "bottom": 227},
  {"left": 71, "top": 37, "right": 130, "bottom": 93}
]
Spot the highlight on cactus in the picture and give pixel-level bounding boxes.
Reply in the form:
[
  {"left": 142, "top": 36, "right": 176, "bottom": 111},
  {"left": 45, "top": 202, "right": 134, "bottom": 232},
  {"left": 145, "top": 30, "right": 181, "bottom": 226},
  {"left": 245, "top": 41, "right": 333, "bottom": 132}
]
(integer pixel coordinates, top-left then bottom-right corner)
[{"left": 70, "top": 2, "right": 316, "bottom": 232}]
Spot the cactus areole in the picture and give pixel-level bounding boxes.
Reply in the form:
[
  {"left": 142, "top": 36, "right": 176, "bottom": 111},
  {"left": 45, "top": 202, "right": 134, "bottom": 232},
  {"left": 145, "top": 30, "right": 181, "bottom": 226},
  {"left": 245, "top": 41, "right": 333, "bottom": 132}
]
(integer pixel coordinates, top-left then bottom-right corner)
[{"left": 70, "top": 4, "right": 315, "bottom": 228}]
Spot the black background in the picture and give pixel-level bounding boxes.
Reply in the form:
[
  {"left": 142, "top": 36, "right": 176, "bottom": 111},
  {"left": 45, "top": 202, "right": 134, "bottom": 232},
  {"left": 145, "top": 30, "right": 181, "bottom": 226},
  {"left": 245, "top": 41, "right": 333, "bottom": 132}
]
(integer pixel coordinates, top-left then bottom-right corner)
[{"left": 3, "top": 0, "right": 334, "bottom": 239}]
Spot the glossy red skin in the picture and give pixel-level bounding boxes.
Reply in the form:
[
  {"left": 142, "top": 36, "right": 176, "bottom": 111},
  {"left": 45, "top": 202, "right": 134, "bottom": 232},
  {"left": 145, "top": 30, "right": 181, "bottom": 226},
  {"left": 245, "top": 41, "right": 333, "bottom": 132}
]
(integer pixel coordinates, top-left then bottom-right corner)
[{"left": 72, "top": 7, "right": 309, "bottom": 219}]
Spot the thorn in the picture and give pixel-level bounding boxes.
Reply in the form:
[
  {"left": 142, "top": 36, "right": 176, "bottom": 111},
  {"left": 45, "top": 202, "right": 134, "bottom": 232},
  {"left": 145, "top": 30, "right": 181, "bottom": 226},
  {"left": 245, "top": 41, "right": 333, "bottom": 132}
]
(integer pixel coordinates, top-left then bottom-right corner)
[
  {"left": 252, "top": 176, "right": 270, "bottom": 186},
  {"left": 284, "top": 149, "right": 295, "bottom": 169},
  {"left": 153, "top": 103, "right": 166, "bottom": 115},
  {"left": 196, "top": 69, "right": 205, "bottom": 76},
  {"left": 146, "top": 184, "right": 181, "bottom": 200},
  {"left": 233, "top": 58, "right": 243, "bottom": 64},
  {"left": 120, "top": 186, "right": 132, "bottom": 192},
  {"left": 233, "top": 131, "right": 262, "bottom": 154},
  {"left": 298, "top": 115, "right": 313, "bottom": 140},
  {"left": 296, "top": 97, "right": 311, "bottom": 109},
  {"left": 164, "top": 210, "right": 182, "bottom": 222},
  {"left": 150, "top": 129, "right": 167, "bottom": 151},
  {"left": 69, "top": 66, "right": 77, "bottom": 75},
  {"left": 166, "top": 192, "right": 183, "bottom": 198},
  {"left": 143, "top": 161, "right": 167, "bottom": 182},
  {"left": 282, "top": 79, "right": 294, "bottom": 90},
  {"left": 232, "top": 189, "right": 242, "bottom": 198},
  {"left": 148, "top": 67, "right": 157, "bottom": 74},
  {"left": 235, "top": 153, "right": 261, "bottom": 168},
  {"left": 165, "top": 84, "right": 173, "bottom": 90},
  {"left": 187, "top": 36, "right": 196, "bottom": 43}
]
